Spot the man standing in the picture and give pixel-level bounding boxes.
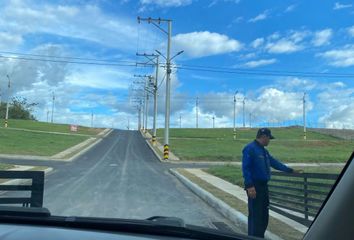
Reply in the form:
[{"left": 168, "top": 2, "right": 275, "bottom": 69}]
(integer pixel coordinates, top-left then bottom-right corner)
[{"left": 242, "top": 128, "right": 296, "bottom": 238}]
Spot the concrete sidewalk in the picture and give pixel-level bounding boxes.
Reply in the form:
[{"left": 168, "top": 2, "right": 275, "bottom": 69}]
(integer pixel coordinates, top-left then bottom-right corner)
[
  {"left": 171, "top": 168, "right": 311, "bottom": 240},
  {"left": 185, "top": 168, "right": 309, "bottom": 233}
]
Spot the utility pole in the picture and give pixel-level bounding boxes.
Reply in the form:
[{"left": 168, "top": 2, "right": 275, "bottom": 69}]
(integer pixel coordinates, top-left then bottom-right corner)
[
  {"left": 212, "top": 116, "right": 215, "bottom": 128},
  {"left": 303, "top": 92, "right": 307, "bottom": 140},
  {"left": 91, "top": 112, "right": 94, "bottom": 128},
  {"left": 249, "top": 113, "right": 252, "bottom": 128},
  {"left": 139, "top": 17, "right": 183, "bottom": 160},
  {"left": 136, "top": 53, "right": 159, "bottom": 145},
  {"left": 242, "top": 97, "right": 246, "bottom": 128},
  {"left": 47, "top": 109, "right": 49, "bottom": 123},
  {"left": 196, "top": 97, "right": 199, "bottom": 128},
  {"left": 144, "top": 81, "right": 149, "bottom": 133},
  {"left": 127, "top": 117, "right": 130, "bottom": 130},
  {"left": 233, "top": 91, "right": 238, "bottom": 140},
  {"left": 5, "top": 75, "right": 10, "bottom": 127},
  {"left": 51, "top": 91, "right": 55, "bottom": 123}
]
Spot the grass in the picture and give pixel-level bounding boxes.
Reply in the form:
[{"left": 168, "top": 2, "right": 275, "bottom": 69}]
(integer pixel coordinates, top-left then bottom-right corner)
[
  {"left": 0, "top": 163, "right": 15, "bottom": 170},
  {"left": 1, "top": 119, "right": 103, "bottom": 135},
  {"left": 205, "top": 165, "right": 343, "bottom": 189},
  {"left": 0, "top": 127, "right": 88, "bottom": 156},
  {"left": 154, "top": 127, "right": 353, "bottom": 163},
  {"left": 178, "top": 169, "right": 303, "bottom": 240}
]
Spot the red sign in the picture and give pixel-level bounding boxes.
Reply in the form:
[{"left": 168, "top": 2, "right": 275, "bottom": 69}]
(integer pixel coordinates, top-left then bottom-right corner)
[{"left": 70, "top": 125, "right": 78, "bottom": 132}]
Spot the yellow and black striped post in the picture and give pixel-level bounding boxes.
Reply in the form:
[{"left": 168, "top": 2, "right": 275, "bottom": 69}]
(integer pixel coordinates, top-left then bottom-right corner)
[
  {"left": 152, "top": 135, "right": 157, "bottom": 146},
  {"left": 163, "top": 144, "right": 169, "bottom": 160}
]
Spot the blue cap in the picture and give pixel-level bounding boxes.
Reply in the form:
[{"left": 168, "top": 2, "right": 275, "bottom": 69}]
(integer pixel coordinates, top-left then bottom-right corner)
[{"left": 256, "top": 128, "right": 275, "bottom": 139}]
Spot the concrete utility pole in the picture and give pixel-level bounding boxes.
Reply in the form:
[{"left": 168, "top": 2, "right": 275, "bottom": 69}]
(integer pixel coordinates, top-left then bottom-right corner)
[
  {"left": 233, "top": 91, "right": 238, "bottom": 140},
  {"left": 212, "top": 116, "right": 215, "bottom": 128},
  {"left": 138, "top": 17, "right": 183, "bottom": 160},
  {"left": 249, "top": 113, "right": 252, "bottom": 128},
  {"left": 196, "top": 97, "right": 199, "bottom": 128},
  {"left": 144, "top": 80, "right": 149, "bottom": 133},
  {"left": 91, "top": 112, "right": 94, "bottom": 128},
  {"left": 133, "top": 74, "right": 151, "bottom": 132},
  {"left": 51, "top": 91, "right": 55, "bottom": 123},
  {"left": 242, "top": 97, "right": 246, "bottom": 128},
  {"left": 136, "top": 53, "right": 159, "bottom": 144},
  {"left": 5, "top": 75, "right": 11, "bottom": 127},
  {"left": 303, "top": 92, "right": 307, "bottom": 140}
]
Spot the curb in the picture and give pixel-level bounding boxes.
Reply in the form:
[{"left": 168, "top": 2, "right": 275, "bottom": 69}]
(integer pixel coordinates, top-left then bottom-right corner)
[
  {"left": 141, "top": 131, "right": 166, "bottom": 163},
  {"left": 170, "top": 168, "right": 282, "bottom": 240},
  {"left": 65, "top": 128, "right": 113, "bottom": 162},
  {"left": 140, "top": 130, "right": 180, "bottom": 162}
]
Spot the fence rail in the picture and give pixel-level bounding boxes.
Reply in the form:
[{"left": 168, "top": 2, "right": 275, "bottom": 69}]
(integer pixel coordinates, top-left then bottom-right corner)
[
  {"left": 0, "top": 171, "right": 44, "bottom": 207},
  {"left": 269, "top": 171, "right": 339, "bottom": 227}
]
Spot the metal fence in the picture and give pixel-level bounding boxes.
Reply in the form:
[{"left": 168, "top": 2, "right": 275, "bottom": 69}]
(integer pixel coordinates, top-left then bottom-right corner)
[
  {"left": 269, "top": 171, "right": 339, "bottom": 227},
  {"left": 0, "top": 171, "right": 44, "bottom": 207}
]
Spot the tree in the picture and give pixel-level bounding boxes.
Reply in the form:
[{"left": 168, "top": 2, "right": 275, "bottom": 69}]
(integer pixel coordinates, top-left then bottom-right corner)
[{"left": 0, "top": 97, "right": 38, "bottom": 120}]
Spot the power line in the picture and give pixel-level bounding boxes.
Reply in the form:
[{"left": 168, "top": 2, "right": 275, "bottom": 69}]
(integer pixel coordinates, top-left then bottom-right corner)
[{"left": 0, "top": 55, "right": 136, "bottom": 67}]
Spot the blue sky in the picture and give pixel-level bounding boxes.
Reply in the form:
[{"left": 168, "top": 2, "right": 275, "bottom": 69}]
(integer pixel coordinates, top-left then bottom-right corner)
[{"left": 0, "top": 0, "right": 354, "bottom": 129}]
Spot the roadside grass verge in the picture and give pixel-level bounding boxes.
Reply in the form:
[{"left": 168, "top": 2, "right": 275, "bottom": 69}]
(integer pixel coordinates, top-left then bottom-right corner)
[
  {"left": 0, "top": 128, "right": 88, "bottom": 156},
  {"left": 154, "top": 128, "right": 352, "bottom": 163},
  {"left": 177, "top": 169, "right": 303, "bottom": 240},
  {"left": 205, "top": 165, "right": 343, "bottom": 189},
  {"left": 2, "top": 119, "right": 103, "bottom": 135},
  {"left": 0, "top": 163, "right": 15, "bottom": 170}
]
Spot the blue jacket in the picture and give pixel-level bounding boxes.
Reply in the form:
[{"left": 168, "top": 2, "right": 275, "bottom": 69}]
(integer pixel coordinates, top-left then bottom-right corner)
[{"left": 242, "top": 140, "right": 293, "bottom": 188}]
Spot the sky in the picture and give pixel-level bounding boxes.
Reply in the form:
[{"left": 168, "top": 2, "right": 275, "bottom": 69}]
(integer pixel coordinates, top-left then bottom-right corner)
[{"left": 0, "top": 0, "right": 354, "bottom": 129}]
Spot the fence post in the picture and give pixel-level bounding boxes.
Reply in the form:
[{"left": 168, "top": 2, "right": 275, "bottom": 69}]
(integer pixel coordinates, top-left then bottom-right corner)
[{"left": 304, "top": 175, "right": 309, "bottom": 220}]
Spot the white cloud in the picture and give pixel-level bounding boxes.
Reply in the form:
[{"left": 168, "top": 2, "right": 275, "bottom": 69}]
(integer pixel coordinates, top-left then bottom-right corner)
[
  {"left": 0, "top": 1, "right": 141, "bottom": 51},
  {"left": 243, "top": 58, "right": 277, "bottom": 68},
  {"left": 312, "top": 29, "right": 333, "bottom": 47},
  {"left": 264, "top": 30, "right": 308, "bottom": 54},
  {"left": 276, "top": 77, "right": 317, "bottom": 92},
  {"left": 320, "top": 103, "right": 354, "bottom": 129},
  {"left": 317, "top": 87, "right": 354, "bottom": 128},
  {"left": 0, "top": 32, "right": 23, "bottom": 50},
  {"left": 266, "top": 39, "right": 303, "bottom": 53},
  {"left": 319, "top": 44, "right": 354, "bottom": 67},
  {"left": 172, "top": 31, "right": 243, "bottom": 58},
  {"left": 67, "top": 68, "right": 131, "bottom": 90},
  {"left": 285, "top": 4, "right": 296, "bottom": 12},
  {"left": 249, "top": 10, "right": 269, "bottom": 23},
  {"left": 348, "top": 26, "right": 354, "bottom": 37},
  {"left": 251, "top": 38, "right": 264, "bottom": 48},
  {"left": 333, "top": 2, "right": 352, "bottom": 10},
  {"left": 140, "top": 0, "right": 192, "bottom": 8}
]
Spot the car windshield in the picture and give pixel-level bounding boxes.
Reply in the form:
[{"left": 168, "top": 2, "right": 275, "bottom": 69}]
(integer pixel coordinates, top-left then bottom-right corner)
[{"left": 0, "top": 1, "right": 353, "bottom": 239}]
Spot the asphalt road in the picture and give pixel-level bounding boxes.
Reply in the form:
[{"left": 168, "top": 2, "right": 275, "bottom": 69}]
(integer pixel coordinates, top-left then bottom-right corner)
[{"left": 23, "top": 130, "right": 236, "bottom": 230}]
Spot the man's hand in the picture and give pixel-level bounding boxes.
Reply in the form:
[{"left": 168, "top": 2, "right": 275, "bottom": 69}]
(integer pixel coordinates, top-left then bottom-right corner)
[{"left": 247, "top": 187, "right": 256, "bottom": 199}]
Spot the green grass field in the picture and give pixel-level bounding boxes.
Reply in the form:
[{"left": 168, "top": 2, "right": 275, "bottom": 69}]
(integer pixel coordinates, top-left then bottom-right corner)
[
  {"left": 0, "top": 119, "right": 98, "bottom": 156},
  {"left": 2, "top": 119, "right": 103, "bottom": 135},
  {"left": 205, "top": 165, "right": 343, "bottom": 189},
  {"left": 154, "top": 127, "right": 353, "bottom": 163},
  {"left": 0, "top": 127, "right": 88, "bottom": 156}
]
